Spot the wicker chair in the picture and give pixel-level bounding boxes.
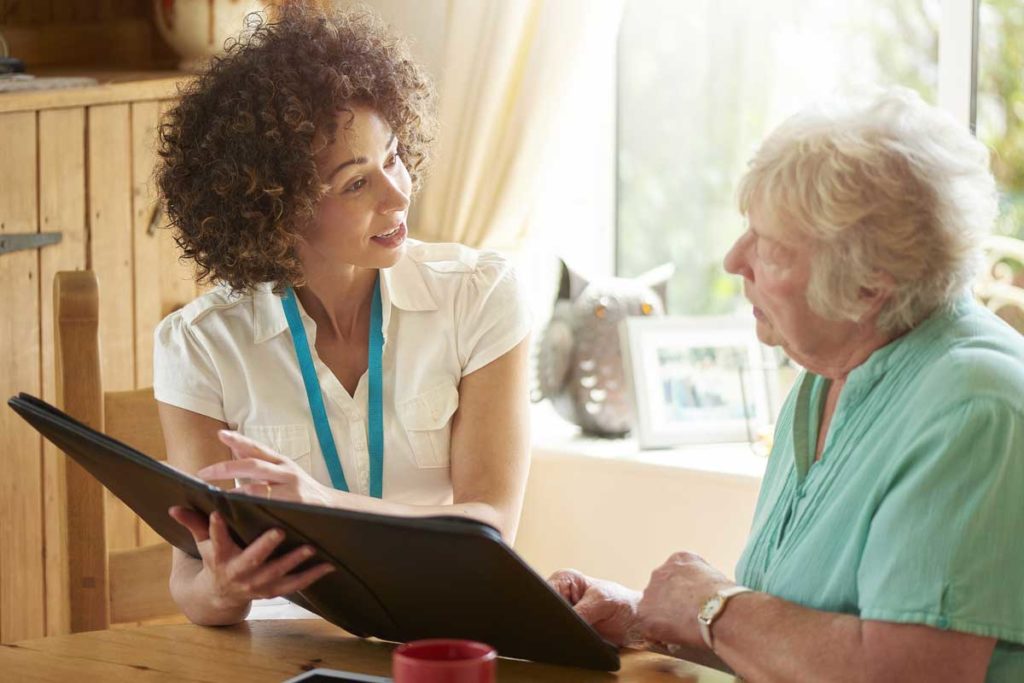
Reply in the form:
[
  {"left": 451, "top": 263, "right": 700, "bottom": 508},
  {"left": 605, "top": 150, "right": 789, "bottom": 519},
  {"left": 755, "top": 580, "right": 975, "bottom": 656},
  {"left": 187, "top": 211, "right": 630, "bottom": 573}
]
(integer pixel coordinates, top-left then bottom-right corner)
[{"left": 974, "top": 235, "right": 1024, "bottom": 335}]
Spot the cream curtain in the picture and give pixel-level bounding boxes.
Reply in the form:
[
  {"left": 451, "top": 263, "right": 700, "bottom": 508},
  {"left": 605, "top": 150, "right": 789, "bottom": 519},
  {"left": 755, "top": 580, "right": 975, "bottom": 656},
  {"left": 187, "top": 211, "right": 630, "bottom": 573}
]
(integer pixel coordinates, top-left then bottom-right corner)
[{"left": 413, "top": 0, "right": 623, "bottom": 250}]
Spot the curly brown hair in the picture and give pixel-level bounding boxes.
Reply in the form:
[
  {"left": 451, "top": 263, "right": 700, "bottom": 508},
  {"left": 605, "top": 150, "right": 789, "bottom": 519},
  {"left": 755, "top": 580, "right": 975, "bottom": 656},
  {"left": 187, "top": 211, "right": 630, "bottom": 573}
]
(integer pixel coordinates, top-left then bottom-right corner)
[{"left": 156, "top": 4, "right": 436, "bottom": 292}]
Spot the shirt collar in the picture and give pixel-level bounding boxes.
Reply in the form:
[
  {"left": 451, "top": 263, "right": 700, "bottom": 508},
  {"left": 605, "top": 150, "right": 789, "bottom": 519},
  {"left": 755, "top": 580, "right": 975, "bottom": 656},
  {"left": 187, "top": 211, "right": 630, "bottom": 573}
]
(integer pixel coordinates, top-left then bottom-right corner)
[
  {"left": 251, "top": 251, "right": 438, "bottom": 344},
  {"left": 380, "top": 247, "right": 438, "bottom": 314},
  {"left": 791, "top": 293, "right": 976, "bottom": 476},
  {"left": 816, "top": 291, "right": 976, "bottom": 409},
  {"left": 252, "top": 283, "right": 286, "bottom": 344}
]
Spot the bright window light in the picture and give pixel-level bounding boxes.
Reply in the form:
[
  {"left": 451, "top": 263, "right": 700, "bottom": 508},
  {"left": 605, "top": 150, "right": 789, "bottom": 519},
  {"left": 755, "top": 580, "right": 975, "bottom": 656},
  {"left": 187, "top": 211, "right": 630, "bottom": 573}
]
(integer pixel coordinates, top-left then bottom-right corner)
[{"left": 616, "top": 0, "right": 940, "bottom": 315}]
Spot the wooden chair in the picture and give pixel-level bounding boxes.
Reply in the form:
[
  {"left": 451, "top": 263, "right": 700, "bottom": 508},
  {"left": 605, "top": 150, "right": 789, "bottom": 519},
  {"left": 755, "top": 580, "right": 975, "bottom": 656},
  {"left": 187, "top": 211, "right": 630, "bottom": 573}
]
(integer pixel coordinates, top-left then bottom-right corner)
[
  {"left": 53, "top": 270, "right": 179, "bottom": 633},
  {"left": 975, "top": 235, "right": 1024, "bottom": 335}
]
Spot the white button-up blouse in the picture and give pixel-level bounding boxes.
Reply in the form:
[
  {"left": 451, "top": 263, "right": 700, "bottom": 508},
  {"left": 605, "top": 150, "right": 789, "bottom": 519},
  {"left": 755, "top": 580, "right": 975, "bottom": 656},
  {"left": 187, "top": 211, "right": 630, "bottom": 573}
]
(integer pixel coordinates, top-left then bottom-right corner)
[{"left": 153, "top": 239, "right": 531, "bottom": 506}]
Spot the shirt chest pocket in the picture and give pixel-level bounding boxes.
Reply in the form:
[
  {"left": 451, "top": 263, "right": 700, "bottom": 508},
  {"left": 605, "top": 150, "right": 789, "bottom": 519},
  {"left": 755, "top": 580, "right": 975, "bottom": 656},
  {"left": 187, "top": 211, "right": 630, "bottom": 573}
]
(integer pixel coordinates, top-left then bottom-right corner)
[
  {"left": 398, "top": 383, "right": 459, "bottom": 469},
  {"left": 243, "top": 423, "right": 312, "bottom": 474}
]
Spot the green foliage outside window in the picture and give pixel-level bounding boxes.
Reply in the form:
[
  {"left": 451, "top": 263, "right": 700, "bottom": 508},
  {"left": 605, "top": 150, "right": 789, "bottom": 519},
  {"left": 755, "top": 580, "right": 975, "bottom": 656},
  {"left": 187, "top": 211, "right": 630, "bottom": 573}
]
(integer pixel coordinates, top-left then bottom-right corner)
[
  {"left": 874, "top": 0, "right": 1024, "bottom": 238},
  {"left": 979, "top": 0, "right": 1024, "bottom": 238}
]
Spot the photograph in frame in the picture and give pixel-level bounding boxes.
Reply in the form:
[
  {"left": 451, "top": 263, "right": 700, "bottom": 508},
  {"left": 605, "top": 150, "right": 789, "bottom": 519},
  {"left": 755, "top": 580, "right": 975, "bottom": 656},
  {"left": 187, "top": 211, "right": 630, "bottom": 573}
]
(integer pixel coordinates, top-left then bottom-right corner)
[{"left": 620, "top": 316, "right": 779, "bottom": 449}]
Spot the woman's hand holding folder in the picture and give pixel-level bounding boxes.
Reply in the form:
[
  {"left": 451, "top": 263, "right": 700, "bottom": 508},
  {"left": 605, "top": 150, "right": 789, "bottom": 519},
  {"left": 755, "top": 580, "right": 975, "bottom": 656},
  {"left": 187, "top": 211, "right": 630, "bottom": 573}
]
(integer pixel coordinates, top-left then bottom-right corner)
[{"left": 167, "top": 506, "right": 335, "bottom": 619}]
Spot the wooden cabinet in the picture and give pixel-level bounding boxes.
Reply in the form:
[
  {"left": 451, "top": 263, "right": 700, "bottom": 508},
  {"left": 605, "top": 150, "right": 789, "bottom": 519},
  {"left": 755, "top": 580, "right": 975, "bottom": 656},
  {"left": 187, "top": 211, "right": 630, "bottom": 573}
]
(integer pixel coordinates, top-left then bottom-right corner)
[{"left": 0, "top": 74, "right": 197, "bottom": 642}]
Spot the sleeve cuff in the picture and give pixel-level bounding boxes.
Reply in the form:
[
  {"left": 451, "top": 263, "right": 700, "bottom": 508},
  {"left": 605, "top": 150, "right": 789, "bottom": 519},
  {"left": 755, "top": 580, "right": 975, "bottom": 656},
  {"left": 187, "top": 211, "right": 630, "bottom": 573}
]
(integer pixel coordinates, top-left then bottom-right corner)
[
  {"left": 860, "top": 607, "right": 1024, "bottom": 645},
  {"left": 462, "top": 320, "right": 531, "bottom": 376},
  {"left": 153, "top": 388, "right": 226, "bottom": 424}
]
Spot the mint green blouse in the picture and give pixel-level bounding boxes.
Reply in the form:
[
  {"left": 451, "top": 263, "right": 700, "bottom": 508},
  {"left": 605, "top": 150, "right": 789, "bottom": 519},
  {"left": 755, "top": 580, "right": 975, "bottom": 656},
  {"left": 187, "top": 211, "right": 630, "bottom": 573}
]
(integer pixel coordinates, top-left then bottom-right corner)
[{"left": 735, "top": 297, "right": 1024, "bottom": 681}]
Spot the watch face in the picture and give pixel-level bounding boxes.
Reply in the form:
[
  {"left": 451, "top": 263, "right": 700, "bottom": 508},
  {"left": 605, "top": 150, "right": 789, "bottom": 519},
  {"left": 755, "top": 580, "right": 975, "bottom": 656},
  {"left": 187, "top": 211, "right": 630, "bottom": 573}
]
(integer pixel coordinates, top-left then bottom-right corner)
[{"left": 699, "top": 595, "right": 724, "bottom": 621}]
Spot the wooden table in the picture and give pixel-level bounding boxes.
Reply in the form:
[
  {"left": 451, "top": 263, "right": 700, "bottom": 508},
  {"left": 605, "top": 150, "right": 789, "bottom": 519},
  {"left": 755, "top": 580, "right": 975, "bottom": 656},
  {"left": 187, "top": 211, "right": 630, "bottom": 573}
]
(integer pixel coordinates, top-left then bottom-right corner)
[{"left": 0, "top": 619, "right": 739, "bottom": 682}]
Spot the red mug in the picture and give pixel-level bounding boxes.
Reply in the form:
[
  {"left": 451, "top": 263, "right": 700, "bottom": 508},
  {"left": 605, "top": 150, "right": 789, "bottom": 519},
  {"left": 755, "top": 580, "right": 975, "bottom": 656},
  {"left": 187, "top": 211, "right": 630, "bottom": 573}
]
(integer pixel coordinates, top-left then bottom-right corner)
[{"left": 392, "top": 639, "right": 497, "bottom": 683}]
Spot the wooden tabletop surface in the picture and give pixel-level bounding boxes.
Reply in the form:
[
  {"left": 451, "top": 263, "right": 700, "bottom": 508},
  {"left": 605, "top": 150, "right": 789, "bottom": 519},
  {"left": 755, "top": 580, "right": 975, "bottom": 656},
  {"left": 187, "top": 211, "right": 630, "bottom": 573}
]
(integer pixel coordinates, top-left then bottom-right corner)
[{"left": 0, "top": 619, "right": 740, "bottom": 682}]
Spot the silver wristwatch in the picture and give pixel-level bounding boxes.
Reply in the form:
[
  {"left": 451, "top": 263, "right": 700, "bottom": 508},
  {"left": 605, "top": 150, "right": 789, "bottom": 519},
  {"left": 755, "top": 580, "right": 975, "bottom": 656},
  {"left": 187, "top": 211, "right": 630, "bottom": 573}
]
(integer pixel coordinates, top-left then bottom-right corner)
[{"left": 697, "top": 585, "right": 752, "bottom": 650}]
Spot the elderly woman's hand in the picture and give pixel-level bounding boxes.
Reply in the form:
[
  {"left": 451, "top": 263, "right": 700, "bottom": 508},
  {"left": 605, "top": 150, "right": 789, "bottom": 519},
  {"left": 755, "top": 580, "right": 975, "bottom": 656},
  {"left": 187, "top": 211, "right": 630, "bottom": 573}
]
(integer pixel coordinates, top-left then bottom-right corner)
[
  {"left": 636, "top": 551, "right": 735, "bottom": 650},
  {"left": 548, "top": 569, "right": 642, "bottom": 646},
  {"left": 195, "top": 430, "right": 333, "bottom": 506}
]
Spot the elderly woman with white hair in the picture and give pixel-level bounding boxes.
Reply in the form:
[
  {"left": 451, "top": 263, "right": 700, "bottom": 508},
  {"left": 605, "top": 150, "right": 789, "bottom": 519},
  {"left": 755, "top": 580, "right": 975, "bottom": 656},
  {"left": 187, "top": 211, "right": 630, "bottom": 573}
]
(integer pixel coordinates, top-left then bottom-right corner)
[{"left": 550, "top": 88, "right": 1024, "bottom": 682}]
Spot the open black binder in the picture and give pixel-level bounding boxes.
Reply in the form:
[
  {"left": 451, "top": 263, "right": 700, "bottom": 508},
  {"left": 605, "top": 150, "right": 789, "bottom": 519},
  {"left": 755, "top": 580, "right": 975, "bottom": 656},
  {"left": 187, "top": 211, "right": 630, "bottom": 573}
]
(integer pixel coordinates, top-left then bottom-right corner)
[{"left": 8, "top": 393, "right": 620, "bottom": 672}]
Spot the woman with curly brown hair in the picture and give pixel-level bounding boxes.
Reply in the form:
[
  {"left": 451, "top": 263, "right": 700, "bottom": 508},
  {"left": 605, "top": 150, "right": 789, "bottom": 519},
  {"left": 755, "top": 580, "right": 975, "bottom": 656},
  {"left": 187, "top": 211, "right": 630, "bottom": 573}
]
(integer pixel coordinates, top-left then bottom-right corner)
[{"left": 152, "top": 5, "right": 531, "bottom": 626}]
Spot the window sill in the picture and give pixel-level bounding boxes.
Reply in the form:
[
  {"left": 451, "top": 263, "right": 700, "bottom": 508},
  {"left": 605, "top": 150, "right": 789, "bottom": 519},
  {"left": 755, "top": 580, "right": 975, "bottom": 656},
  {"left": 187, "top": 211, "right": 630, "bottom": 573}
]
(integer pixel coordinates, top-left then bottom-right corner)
[{"left": 529, "top": 403, "right": 768, "bottom": 481}]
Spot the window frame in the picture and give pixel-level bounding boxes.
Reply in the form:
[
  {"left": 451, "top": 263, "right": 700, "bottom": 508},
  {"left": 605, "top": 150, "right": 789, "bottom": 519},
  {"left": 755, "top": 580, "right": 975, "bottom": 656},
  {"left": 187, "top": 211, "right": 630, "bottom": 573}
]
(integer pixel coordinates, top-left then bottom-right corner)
[{"left": 938, "top": 0, "right": 980, "bottom": 131}]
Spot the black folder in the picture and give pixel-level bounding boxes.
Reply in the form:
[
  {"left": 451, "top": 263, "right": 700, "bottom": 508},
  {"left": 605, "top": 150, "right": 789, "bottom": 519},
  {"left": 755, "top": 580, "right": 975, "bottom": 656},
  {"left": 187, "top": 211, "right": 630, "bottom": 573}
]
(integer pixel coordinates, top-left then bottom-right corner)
[{"left": 8, "top": 393, "right": 620, "bottom": 672}]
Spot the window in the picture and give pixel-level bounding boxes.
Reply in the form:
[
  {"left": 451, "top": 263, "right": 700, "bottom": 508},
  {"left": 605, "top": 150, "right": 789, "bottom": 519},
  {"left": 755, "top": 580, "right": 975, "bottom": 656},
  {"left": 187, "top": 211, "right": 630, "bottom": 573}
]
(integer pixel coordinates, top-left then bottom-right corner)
[
  {"left": 528, "top": 0, "right": 1003, "bottom": 447},
  {"left": 615, "top": 0, "right": 941, "bottom": 315}
]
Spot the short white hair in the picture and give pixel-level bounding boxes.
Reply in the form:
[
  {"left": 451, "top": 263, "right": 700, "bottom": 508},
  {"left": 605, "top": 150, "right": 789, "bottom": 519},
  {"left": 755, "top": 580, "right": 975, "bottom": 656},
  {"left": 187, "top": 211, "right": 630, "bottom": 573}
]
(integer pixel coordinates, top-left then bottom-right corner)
[{"left": 738, "top": 87, "right": 997, "bottom": 334}]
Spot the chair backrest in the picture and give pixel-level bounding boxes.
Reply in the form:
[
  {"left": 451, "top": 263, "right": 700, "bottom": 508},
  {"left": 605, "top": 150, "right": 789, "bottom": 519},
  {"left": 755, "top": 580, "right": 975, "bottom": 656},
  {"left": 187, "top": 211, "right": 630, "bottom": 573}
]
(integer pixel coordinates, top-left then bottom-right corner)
[
  {"left": 53, "top": 270, "right": 178, "bottom": 633},
  {"left": 975, "top": 235, "right": 1024, "bottom": 335}
]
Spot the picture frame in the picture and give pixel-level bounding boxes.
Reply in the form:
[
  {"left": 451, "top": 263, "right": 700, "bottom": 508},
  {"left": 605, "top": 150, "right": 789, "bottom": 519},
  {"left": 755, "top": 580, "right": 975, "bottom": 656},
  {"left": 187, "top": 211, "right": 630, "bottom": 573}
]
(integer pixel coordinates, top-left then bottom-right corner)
[{"left": 620, "top": 315, "right": 779, "bottom": 449}]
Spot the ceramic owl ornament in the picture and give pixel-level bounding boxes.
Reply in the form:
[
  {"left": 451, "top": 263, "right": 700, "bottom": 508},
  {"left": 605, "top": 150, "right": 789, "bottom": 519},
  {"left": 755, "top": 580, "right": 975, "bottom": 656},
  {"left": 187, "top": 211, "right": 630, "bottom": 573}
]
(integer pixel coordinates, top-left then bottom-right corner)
[{"left": 535, "top": 260, "right": 673, "bottom": 437}]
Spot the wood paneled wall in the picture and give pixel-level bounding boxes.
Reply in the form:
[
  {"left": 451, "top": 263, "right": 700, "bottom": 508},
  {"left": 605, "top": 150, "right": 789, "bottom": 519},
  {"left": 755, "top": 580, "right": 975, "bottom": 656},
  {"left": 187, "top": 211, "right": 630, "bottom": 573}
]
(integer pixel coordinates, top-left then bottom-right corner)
[{"left": 0, "top": 84, "right": 196, "bottom": 643}]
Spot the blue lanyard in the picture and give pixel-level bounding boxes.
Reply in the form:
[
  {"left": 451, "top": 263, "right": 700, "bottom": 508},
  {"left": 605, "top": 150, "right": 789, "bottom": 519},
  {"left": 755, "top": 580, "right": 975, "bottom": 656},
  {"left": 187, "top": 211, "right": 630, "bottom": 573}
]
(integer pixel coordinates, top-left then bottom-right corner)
[{"left": 280, "top": 277, "right": 384, "bottom": 497}]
